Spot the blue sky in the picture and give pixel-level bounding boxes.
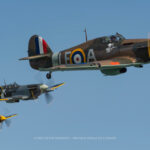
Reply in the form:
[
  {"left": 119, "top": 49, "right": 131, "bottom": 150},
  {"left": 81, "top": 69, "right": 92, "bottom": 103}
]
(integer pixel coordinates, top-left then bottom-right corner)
[{"left": 0, "top": 0, "right": 150, "bottom": 149}]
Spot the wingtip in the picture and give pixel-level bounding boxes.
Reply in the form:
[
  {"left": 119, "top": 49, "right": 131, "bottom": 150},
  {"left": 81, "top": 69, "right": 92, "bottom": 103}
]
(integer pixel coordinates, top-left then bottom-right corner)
[{"left": 60, "top": 82, "right": 65, "bottom": 86}]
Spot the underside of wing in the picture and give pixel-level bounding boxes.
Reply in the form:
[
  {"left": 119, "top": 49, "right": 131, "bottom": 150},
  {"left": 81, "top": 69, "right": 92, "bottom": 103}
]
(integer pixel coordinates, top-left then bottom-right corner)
[
  {"left": 96, "top": 57, "right": 142, "bottom": 69},
  {"left": 96, "top": 57, "right": 143, "bottom": 75},
  {"left": 39, "top": 56, "right": 143, "bottom": 72},
  {"left": 39, "top": 63, "right": 99, "bottom": 71}
]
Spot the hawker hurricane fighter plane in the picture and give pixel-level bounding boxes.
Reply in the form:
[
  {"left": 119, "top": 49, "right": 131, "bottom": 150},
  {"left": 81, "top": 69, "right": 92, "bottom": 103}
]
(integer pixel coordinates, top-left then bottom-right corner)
[
  {"left": 20, "top": 32, "right": 150, "bottom": 79},
  {"left": 0, "top": 114, "right": 17, "bottom": 129},
  {"left": 0, "top": 82, "right": 64, "bottom": 103}
]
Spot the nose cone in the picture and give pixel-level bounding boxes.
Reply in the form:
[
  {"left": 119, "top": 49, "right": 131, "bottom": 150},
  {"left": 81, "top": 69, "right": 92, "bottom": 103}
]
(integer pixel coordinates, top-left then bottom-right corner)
[
  {"left": 0, "top": 115, "right": 6, "bottom": 121},
  {"left": 40, "top": 84, "right": 49, "bottom": 91}
]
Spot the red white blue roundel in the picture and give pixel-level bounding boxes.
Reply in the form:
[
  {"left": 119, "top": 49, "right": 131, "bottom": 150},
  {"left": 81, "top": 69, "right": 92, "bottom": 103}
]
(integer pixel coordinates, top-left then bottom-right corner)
[{"left": 70, "top": 48, "right": 86, "bottom": 64}]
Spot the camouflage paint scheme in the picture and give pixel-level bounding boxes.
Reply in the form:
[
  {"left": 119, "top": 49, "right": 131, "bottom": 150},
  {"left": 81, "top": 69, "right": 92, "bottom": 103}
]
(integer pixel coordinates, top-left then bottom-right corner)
[{"left": 20, "top": 33, "right": 150, "bottom": 77}]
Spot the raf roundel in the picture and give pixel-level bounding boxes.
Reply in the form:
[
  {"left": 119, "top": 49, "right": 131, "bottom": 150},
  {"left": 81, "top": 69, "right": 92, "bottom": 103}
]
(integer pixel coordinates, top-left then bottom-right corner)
[{"left": 70, "top": 48, "right": 86, "bottom": 64}]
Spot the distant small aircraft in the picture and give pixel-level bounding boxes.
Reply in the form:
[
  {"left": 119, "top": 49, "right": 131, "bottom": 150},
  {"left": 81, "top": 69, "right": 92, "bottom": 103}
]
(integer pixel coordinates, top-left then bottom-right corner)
[
  {"left": 20, "top": 32, "right": 150, "bottom": 79},
  {"left": 0, "top": 114, "right": 17, "bottom": 129},
  {"left": 0, "top": 82, "right": 64, "bottom": 103}
]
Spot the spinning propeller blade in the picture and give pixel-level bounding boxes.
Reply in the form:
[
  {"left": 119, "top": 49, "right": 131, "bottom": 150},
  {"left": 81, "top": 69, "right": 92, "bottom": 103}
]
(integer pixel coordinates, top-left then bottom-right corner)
[
  {"left": 34, "top": 73, "right": 56, "bottom": 104},
  {"left": 44, "top": 92, "right": 53, "bottom": 104},
  {"left": 34, "top": 72, "right": 64, "bottom": 104},
  {"left": 0, "top": 113, "right": 17, "bottom": 129},
  {"left": 0, "top": 122, "right": 3, "bottom": 129},
  {"left": 5, "top": 119, "right": 11, "bottom": 127}
]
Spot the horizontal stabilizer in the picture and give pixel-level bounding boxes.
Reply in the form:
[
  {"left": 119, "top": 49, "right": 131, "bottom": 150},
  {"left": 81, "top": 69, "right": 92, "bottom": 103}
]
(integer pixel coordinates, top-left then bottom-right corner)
[{"left": 19, "top": 53, "right": 50, "bottom": 60}]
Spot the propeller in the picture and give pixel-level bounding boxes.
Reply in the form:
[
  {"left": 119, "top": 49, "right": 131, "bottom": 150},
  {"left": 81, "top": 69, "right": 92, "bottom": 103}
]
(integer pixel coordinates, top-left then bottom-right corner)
[
  {"left": 0, "top": 122, "right": 3, "bottom": 129},
  {"left": 34, "top": 73, "right": 55, "bottom": 104},
  {"left": 5, "top": 119, "right": 11, "bottom": 127},
  {"left": 0, "top": 116, "right": 11, "bottom": 129},
  {"left": 39, "top": 84, "right": 54, "bottom": 104},
  {"left": 44, "top": 92, "right": 53, "bottom": 104},
  {"left": 43, "top": 82, "right": 65, "bottom": 104},
  {"left": 0, "top": 106, "right": 10, "bottom": 128},
  {"left": 0, "top": 106, "right": 17, "bottom": 129}
]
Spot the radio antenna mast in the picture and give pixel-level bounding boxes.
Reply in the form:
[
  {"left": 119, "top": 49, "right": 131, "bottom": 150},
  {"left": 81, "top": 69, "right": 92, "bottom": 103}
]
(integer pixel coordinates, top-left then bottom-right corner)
[
  {"left": 84, "top": 28, "right": 88, "bottom": 42},
  {"left": 4, "top": 79, "right": 7, "bottom": 88}
]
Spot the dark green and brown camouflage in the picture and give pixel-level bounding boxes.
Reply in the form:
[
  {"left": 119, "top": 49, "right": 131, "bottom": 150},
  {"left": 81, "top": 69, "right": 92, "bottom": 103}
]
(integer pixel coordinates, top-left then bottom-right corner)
[{"left": 20, "top": 33, "right": 150, "bottom": 78}]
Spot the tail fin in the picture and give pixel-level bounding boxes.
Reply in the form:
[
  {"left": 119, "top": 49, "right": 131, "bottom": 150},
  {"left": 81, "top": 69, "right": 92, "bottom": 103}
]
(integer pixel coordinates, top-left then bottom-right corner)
[
  {"left": 29, "top": 35, "right": 52, "bottom": 56},
  {"left": 20, "top": 35, "right": 53, "bottom": 70}
]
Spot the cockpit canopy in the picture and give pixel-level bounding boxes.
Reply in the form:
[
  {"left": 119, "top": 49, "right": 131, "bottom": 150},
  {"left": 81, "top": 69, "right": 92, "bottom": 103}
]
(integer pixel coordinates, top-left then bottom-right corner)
[
  {"left": 6, "top": 82, "right": 19, "bottom": 89},
  {"left": 102, "top": 33, "right": 125, "bottom": 44}
]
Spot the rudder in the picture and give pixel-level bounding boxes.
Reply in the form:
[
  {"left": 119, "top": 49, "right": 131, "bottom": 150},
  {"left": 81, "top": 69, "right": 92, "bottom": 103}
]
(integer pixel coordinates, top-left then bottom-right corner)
[{"left": 28, "top": 35, "right": 53, "bottom": 70}]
